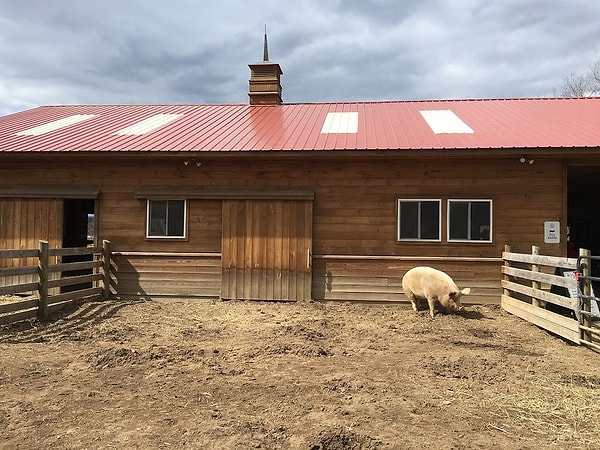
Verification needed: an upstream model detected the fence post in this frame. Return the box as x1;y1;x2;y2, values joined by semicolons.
102;240;111;300
502;244;511;300
531;245;543;308
38;240;49;321
580;248;592;343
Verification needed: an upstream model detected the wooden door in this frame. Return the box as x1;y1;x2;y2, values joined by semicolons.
0;198;63;289
0;198;63;257
221;199;313;301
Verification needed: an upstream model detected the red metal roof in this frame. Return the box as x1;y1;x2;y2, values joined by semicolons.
1;98;600;153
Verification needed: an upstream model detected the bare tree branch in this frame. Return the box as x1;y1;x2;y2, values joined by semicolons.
558;60;600;97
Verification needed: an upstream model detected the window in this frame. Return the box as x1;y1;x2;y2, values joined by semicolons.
448;199;492;242
146;199;186;238
397;199;441;241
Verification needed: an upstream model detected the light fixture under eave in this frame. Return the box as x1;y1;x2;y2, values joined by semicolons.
520;156;534;165
183;159;201;167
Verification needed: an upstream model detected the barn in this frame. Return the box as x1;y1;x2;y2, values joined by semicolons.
1;51;600;305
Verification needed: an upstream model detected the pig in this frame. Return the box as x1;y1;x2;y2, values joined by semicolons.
401;266;471;318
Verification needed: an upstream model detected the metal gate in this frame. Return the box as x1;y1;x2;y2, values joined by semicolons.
576;253;600;351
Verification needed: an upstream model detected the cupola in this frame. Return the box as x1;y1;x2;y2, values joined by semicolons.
248;30;283;105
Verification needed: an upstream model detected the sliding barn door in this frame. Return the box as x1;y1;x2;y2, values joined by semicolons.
0;198;63;289
221;199;313;301
0;198;63;256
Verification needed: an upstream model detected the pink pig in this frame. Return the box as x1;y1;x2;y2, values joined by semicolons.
402;266;470;318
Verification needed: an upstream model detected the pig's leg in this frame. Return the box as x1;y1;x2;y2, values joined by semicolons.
426;296;438;318
404;289;419;312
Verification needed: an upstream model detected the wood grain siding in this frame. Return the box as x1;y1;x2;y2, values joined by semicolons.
112;253;221;299
0;198;62;289
100;195;222;252
0;155;574;303
221;199;312;301
0;199;63;260
312;256;502;304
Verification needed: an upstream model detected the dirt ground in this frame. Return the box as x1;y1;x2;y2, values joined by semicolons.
1;299;599;450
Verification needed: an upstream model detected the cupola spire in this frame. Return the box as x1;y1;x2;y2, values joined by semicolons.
248;28;283;105
263;25;269;62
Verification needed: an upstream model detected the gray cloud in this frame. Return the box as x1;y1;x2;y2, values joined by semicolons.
1;0;600;115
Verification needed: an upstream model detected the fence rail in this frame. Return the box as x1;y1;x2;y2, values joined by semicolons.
502;244;599;349
0;240;111;325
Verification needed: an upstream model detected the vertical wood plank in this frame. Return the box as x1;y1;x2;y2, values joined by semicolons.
256;201;268;299
250;199;261;300
220;200;230;299
14;199;22;255
281;200;290;300
273;200;283;300
531;245;542;308
502;244;511;301
38;240;49;321
303;200;314;301
289;200;298;300
243;200;253;299
580;248;592;343
102;240;111;300
266;201;275;300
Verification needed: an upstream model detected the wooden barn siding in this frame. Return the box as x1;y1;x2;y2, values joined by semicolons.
221;199;312;301
103;196;222;298
312;257;501;304
0;198;62;290
0;155;567;302
111;253;221;299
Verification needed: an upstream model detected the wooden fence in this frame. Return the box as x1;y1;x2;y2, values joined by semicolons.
501;244;600;350
0;240;111;325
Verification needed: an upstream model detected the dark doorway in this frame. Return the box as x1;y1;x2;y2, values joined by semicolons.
567;167;600;276
63;199;95;247
62;199;96;292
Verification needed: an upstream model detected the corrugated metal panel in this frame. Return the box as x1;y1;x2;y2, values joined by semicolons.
2;98;600;153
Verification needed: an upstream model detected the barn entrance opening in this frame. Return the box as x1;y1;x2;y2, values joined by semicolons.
567;166;600;281
61;199;96;293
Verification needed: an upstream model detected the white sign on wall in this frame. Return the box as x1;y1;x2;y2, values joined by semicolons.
544;221;560;244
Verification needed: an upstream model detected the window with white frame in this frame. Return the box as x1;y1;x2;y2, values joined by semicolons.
397;199;441;241
146;199;186;238
447;199;492;242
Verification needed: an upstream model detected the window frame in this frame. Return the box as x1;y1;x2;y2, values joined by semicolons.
145;199;188;239
447;199;493;243
396;198;442;242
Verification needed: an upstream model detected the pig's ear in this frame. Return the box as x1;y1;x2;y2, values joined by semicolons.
461;288;471;295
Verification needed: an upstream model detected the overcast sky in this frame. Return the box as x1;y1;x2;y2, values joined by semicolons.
1;0;599;116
